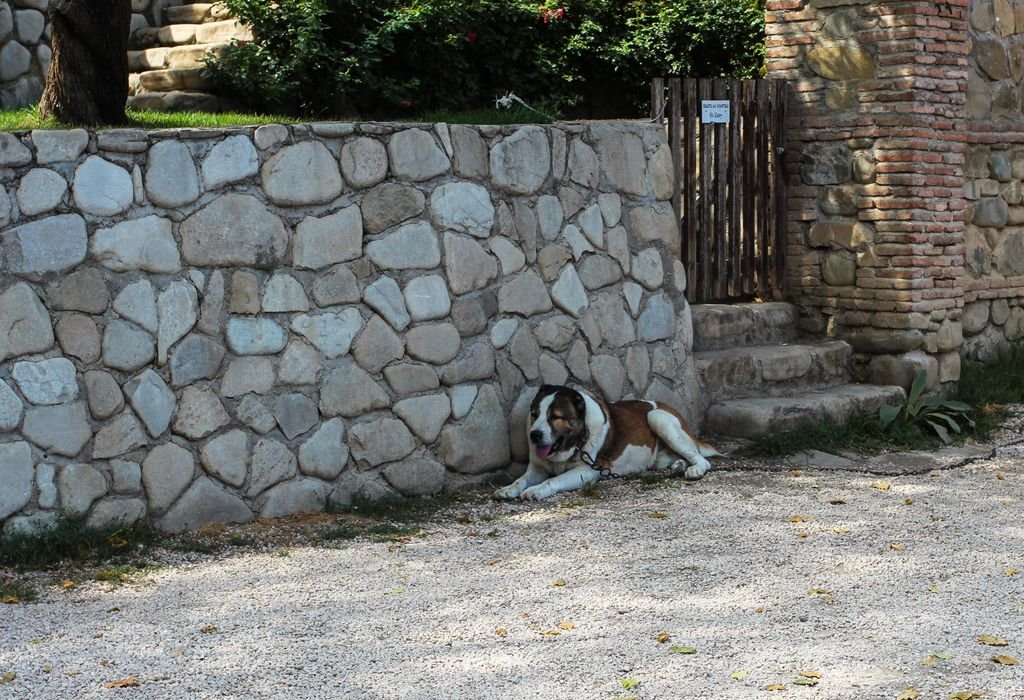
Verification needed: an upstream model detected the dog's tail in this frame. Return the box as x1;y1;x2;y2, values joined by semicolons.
697;440;723;458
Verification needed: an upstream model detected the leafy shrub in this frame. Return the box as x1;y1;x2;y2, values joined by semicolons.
205;0;766;118
879;371;975;445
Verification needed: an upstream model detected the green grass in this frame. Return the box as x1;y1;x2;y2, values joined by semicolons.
328;492;469;523
739;413;942;459
742;344;1024;458
0;518;165;570
1;578;39;603
0;102;556;132
0;105;298;132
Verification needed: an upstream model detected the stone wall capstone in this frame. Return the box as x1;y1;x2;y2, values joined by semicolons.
0;119;698;535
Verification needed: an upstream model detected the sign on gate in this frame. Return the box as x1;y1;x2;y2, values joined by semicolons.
701;100;730;123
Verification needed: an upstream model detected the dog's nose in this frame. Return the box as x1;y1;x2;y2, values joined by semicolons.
529;429;543;444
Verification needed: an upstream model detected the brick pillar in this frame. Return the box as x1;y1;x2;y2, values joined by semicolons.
766;0;969;388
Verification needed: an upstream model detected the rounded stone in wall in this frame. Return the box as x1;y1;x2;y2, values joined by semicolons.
0;40;30;81
262;141;343;206
490;126;551;195
341;136;388;189
145;140;201;208
15;9;45;45
822;249;857;287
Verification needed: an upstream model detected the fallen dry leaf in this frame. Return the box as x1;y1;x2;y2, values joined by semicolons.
41;665;52;673
790;470;802;477
904;498;914;505
977;634;1008;646
669;645;696;655
922;656;937;666
948;692;983;700
793;677;818;686
104;677;139;689
648;512;668;519
551;579;566;587
997;473;1005;481
832;527;850;534
766;684;786;691
897;689;920;700
798;671;821;679
1;672;15;684
808;588;831;595
889;543;906;552
541;630;560;636
1005;568;1019;576
656;631;670;643
495;627;508;637
992;654;1018;666
787;515;812;523
199;625;217;634
797;531;809;538
1;595;18;604
828;499;846;505
872;481;891;491
557;620;575;631
61;581;77;590
107;535;128;549
730;670;748;681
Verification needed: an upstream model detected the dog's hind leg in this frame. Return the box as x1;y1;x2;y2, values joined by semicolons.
647;409;713;480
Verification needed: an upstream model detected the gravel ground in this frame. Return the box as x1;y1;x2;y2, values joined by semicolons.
2;418;1023;700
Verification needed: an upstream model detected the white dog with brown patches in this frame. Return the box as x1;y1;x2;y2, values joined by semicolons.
494;384;721;501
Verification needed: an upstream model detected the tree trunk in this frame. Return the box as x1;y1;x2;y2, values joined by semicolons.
39;0;131;126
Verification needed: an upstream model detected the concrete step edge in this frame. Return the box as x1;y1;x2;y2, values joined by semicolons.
704;384;906;439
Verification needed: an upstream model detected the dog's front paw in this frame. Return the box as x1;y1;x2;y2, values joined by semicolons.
683;458;711;480
493;485;523;500
520;485;552;501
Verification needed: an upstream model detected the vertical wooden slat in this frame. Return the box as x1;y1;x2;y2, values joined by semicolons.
728;78;742;300
741;80;757;298
669;78;683;260
684;79;699;304
650;77;665;122
713;80;728;302
756;81;771;300
699;79;714;303
772;80;788;300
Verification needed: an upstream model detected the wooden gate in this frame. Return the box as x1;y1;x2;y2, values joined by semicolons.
652;77;788;304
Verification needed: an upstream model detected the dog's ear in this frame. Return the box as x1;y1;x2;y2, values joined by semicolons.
570;390;586;419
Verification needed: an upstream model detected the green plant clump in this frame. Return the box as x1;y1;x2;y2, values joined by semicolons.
879;371;974;445
0;518;164;570
204;0;766;118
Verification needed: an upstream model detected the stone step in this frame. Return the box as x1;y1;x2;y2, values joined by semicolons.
132;19;251;49
128;90;225;113
692;302;800;352
165;2;232;24
137;67;213;93
704;383;906;439
696;340;852;401
128;43;229;72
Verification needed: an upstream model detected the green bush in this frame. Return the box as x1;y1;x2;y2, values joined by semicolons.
205;0;765;118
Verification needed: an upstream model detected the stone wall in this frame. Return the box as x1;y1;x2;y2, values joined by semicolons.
962;0;1024;359
765;0;970;389
0;0;51;109
0;120;694;536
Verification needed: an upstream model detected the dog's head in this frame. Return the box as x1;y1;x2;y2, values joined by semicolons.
528;385;588;462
